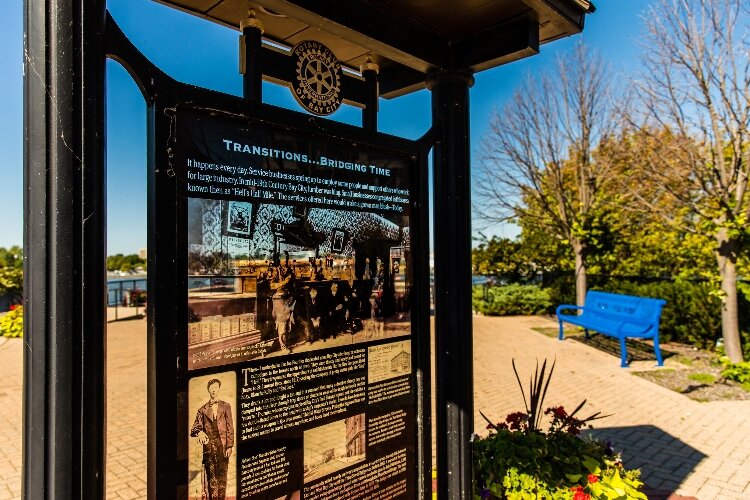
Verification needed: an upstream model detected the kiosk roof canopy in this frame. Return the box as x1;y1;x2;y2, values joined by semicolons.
154;0;595;98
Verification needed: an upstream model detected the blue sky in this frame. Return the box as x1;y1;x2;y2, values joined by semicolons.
0;0;652;254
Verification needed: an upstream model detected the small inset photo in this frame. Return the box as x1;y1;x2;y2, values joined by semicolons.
188;372;237;500
331;228;346;253
367;340;412;384
224;200;254;237
303;414;366;483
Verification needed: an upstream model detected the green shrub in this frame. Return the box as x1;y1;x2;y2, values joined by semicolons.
720;357;750;384
0;267;23;297
544;275;577;312
473;284;552;316
0;305;23;338
738;330;750;360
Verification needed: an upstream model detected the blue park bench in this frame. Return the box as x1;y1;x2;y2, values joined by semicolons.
556;290;667;367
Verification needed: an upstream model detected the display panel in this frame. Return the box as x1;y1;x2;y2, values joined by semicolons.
176;108;419;499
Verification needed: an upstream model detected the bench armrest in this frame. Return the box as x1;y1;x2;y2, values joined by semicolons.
556;304;583;316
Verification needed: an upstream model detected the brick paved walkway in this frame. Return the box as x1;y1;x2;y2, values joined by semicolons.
0;314;748;498
105;317;147;499
473;315;750;500
0;336;22;500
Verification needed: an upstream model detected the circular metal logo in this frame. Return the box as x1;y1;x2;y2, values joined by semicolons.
291;40;342;116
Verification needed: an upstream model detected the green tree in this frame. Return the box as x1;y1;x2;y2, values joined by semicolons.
516;222;572;275
106;253;146;272
591;131;716;278
106;254;124;271
476;42;622;308
631;0;750;361
0;246;23;270
0;247;23;301
472;236;536;282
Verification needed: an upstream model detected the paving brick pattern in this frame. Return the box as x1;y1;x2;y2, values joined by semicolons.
105;318;147;499
0;338;22;500
0;314;748;498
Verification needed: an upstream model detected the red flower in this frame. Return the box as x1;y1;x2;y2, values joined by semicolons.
505;411;528;430
587;474;598;483
570;487;590;500
553;406;567;418
566;424;582;435
9;304;17;311
506;411;526;423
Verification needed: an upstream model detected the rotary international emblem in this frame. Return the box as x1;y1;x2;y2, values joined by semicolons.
291;40;342;116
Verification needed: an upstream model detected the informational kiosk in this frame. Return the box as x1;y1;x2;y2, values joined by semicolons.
107;19;432;496
23;1;593;498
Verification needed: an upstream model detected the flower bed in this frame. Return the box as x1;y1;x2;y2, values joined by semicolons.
473;360;647;500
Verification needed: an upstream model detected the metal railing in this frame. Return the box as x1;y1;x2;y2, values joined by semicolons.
107;276;147;321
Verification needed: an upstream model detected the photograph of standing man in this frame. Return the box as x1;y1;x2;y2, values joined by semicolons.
191;378;234;500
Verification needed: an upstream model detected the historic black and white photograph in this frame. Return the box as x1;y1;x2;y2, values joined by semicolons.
331;229;346;253
303;414;366;483
367;340;412;384
188;372;237;500
187;197;412;370
224;201;253;236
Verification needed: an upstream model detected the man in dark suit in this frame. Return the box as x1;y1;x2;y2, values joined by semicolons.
191;378;234;500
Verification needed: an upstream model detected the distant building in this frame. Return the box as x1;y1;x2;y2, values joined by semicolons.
345;414;365;457
138;248;147;259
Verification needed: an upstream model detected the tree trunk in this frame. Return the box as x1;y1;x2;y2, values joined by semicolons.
572;239;587;310
715;229;744;363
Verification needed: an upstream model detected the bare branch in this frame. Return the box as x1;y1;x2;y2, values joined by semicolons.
631;0;750;362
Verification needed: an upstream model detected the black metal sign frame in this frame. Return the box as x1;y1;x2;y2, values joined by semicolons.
106;12;432;500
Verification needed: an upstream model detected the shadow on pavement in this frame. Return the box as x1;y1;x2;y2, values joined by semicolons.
585;425;705;499
571;334;677;364
107;306;145;323
108;313;146;323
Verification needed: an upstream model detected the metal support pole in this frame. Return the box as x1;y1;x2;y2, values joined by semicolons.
427;69;474;500
147;99;185;500
361;57;379;131
240;10;264;103
23;0;107;498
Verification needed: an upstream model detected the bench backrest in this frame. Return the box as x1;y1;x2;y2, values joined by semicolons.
584;290;666;324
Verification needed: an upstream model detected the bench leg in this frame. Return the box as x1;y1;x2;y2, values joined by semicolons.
653;334;664;366
620;337;629;368
558;319;564;341
584;328;590;340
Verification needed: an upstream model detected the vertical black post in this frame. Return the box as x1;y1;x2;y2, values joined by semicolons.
147;101;185;500
361;59;379;131
240;11;264;103
427;70;474;500
23;0;107;499
413;150;433;500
